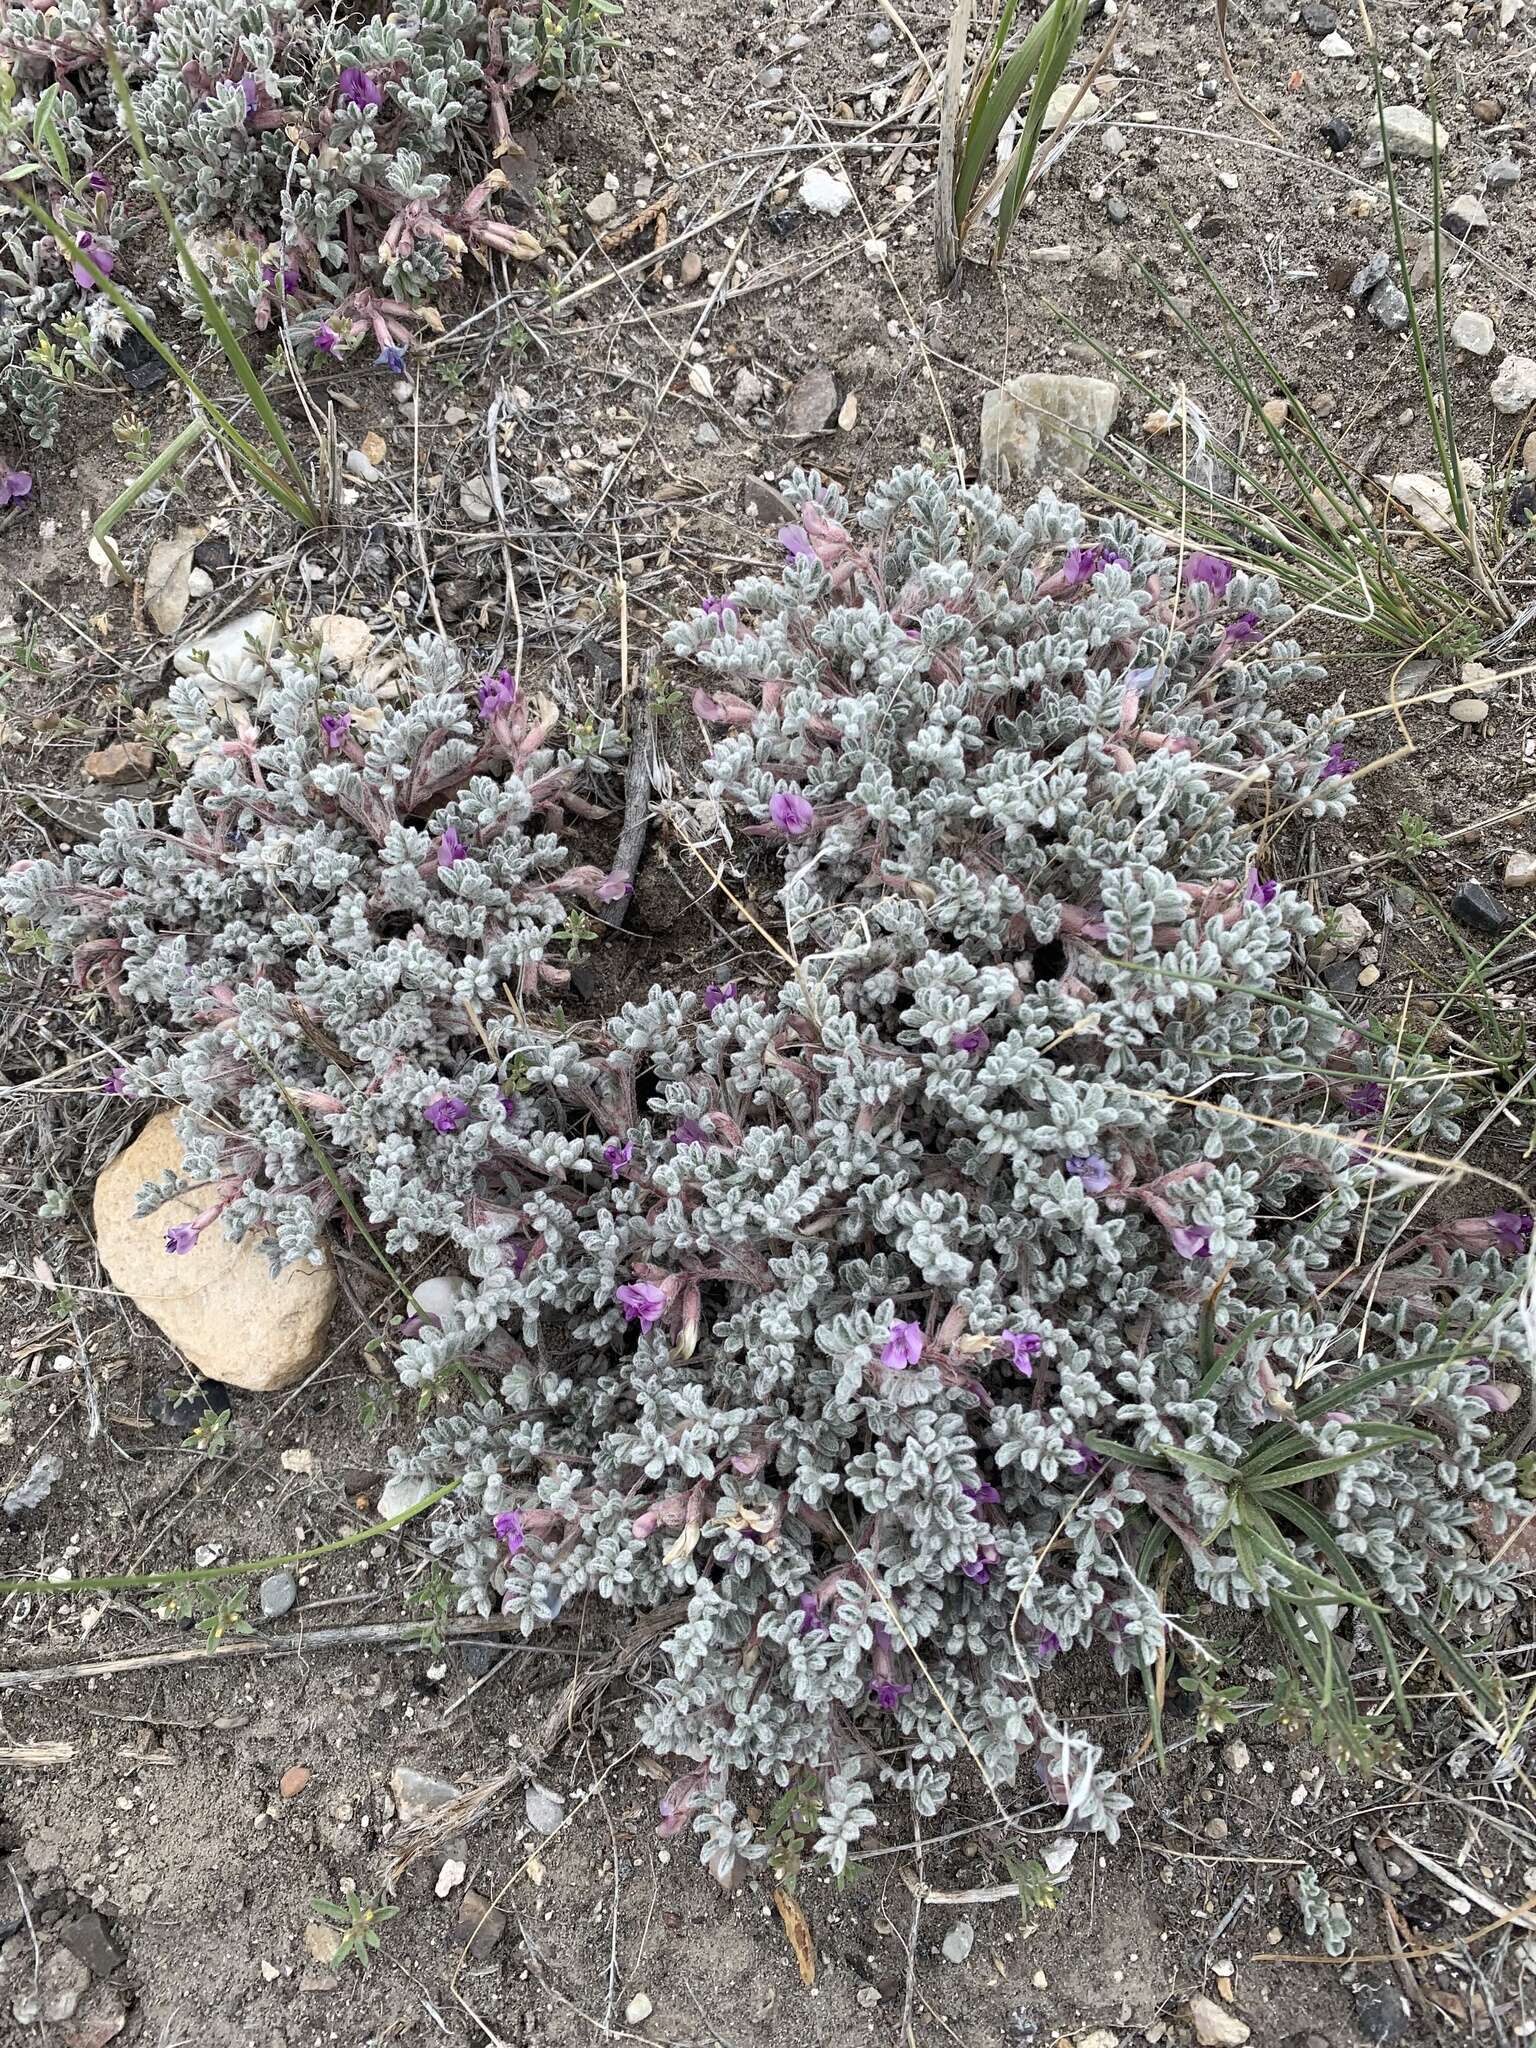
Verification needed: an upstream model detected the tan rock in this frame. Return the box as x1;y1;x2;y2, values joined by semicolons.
1188;1996;1250;2048
82;742;155;786
1310;901;1370;966
316;613;374;676
303;1921;343;1966
93;1114;334;1391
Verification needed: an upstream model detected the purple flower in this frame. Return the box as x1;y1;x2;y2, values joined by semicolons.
868;1678;911;1712
239;75;259;116
1345;1081;1387;1121
593;872;633;903
1321;741;1358;779
163;1224;198;1255
1226;610;1262;644
69;231;115;290
674;1116;712;1148
320;712;352;750
703;981;738;1012
436;825;469;870
262;259;301;297
338;65;382;111
477;669;519;720
1245;870;1278;907
86;171;112;196
616;1280;667;1330
798;1591;825;1636
1184;552;1235;596
1468;1378;1517;1413
1065;1154;1113;1194
313;323;339;355
1062;541;1127;584
701;594;739;620
101;1067;129;1095
999;1328;1042;1376
1036;1629;1062;1664
880;1319;925;1370
951;1025;990;1054
1492;1210;1533;1255
964;1480;1001;1507
961;1557;991;1584
1;468;33;508
768;789;814;836
376;342;407;375
778;524;814;562
494;1509;525;1557
424;1094;470;1134
602;1138;633;1178
1170;1224;1212;1259
1066;1441;1103;1478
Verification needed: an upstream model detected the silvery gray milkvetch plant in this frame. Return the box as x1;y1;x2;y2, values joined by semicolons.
389;469;1528;1876
3;636;625;1271
0;0;612;372
6;467;1527;1879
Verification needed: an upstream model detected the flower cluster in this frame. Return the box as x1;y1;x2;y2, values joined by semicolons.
0;105;134;452
2;631;624;1270
10;466;1526;1885
0;0;615;359
382;470;1527;1878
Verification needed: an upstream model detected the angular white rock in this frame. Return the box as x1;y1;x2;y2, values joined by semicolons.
1450;310;1495;357
1375;470;1456;534
981;372;1118;484
1380;104;1450;158
1490;354;1536;415
799;166;853;215
172;611;279;698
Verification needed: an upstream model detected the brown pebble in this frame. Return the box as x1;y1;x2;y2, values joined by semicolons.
1357;963;1381;988
1523;431;1536;480
679;246;703;286
1505;851;1536;889
1469;96;1504;124
1260;397;1289;429
82;741;155;786
452;1889;507;1961
280;1765;312;1799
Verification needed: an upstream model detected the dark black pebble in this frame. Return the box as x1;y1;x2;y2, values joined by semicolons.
1300;0;1337;32
1450;880;1512;935
1321;114;1353;153
1353;1974;1411;2047
105;328;169;394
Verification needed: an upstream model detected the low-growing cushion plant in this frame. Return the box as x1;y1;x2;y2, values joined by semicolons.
3;633;625;1271
6;467;1528;1883
0;0;613;401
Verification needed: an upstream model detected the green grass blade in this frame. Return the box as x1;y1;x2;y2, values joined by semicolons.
100;41;315;519
92;418;205;580
1267;1492;1411;1731
0;1479;458;1598
954;10;1056;221
993;0;1089;252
